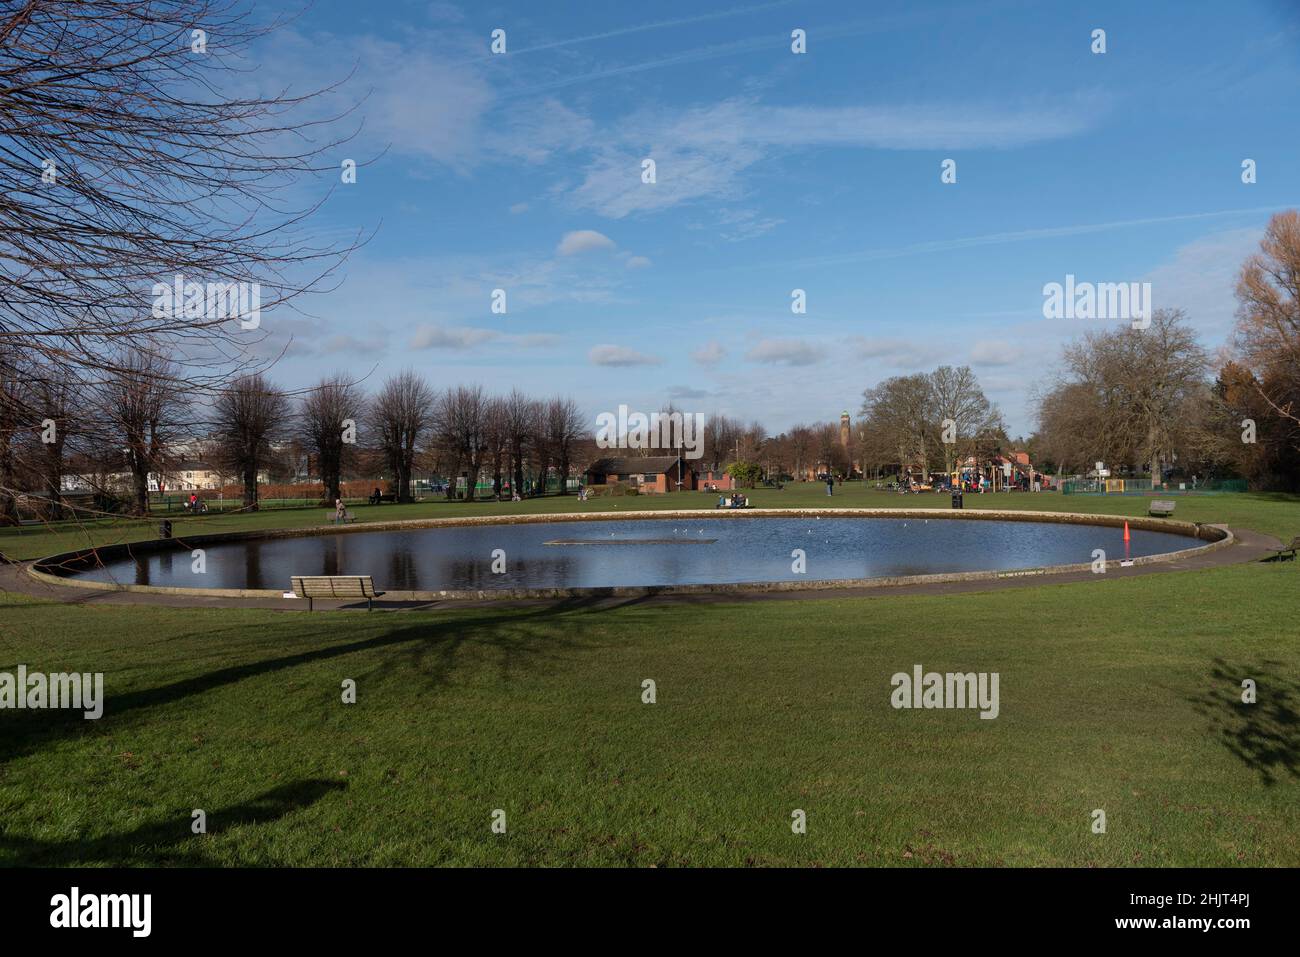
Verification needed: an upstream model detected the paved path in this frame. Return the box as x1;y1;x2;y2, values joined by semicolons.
0;526;1283;613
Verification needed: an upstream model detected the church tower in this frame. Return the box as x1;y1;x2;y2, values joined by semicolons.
839;410;850;446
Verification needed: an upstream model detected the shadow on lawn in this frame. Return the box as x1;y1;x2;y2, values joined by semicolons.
0;778;347;866
0;594;643;766
1187;658;1300;787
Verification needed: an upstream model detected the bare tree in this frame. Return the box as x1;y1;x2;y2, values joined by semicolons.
861;374;932;480
435;386;487;502
99;353;186;515
930;365;1000;477
31;371;74;520
484;396;509;499
503;389;539;500
546;396;584;495
1057;309;1206;485
1235;210;1300;448
214;374;287;510
0;0;363;395
370;371;434;503
299;374;363;505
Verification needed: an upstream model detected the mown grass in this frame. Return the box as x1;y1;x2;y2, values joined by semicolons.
2;483;1297;562
0;556;1297;866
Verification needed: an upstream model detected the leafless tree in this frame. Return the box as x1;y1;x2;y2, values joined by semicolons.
369;371;434;503
1235;210;1300;434
0;0;362;392
214;374;287;510
930;365;1000;477
99;353;186;515
31;372;74;520
503;389;539;500
1057;309;1206;484
298;373;363;505
484;396;509;499
434;385;487;501
546;396;585;495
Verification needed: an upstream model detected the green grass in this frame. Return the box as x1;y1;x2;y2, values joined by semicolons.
0;558;1297;866
1;483;1297;866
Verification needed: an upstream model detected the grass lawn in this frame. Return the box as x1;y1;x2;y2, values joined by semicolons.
0;484;1297;866
3;481;1299;561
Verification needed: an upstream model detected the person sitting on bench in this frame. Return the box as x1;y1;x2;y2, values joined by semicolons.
368;487;382;505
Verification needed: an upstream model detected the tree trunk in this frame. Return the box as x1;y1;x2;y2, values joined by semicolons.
132;464;149;516
44;442;64;521
243;464;259;510
557;453;570;494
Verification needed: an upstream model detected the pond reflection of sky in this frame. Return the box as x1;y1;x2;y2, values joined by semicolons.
73;518;1197;592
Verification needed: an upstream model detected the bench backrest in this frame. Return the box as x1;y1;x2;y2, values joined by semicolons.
1151;500;1175;510
290;575;376;599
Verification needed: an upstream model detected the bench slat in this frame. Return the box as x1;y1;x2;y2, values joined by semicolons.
290;575;378;599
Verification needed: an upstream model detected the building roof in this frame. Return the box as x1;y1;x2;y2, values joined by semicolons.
586;456;684;474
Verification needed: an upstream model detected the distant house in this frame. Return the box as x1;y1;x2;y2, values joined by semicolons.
698;469;736;491
163;462;225;491
584;455;698;493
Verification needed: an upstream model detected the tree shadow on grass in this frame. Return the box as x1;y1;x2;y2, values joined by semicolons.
0;594;647;765
0;778;347;867
1186;658;1300;787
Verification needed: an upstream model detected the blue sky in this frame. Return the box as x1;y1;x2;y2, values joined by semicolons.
244;0;1300;437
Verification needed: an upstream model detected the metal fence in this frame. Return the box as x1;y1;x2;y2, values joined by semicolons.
1061;478;1248;495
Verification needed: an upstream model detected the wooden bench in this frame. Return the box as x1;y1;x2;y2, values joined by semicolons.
290;575;381;611
1148;499;1176;517
328;510;357;524
1272;536;1299;562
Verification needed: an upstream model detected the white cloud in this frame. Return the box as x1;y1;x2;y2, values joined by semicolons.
848;336;945;370
409;324;498;350
970;340;1024;366
745;338;824;366
692;340;726;366
625;255;653;269
557;229;616;256
565;96;1100;219
589;344;662;366
1142;225;1265;345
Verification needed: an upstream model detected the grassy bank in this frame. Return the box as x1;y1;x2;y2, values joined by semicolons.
0;557;1297;866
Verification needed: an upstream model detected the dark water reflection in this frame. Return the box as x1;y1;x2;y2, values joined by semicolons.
80;517;1197;592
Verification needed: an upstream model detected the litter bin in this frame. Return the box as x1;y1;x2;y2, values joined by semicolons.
159;520;172;539
951;492;963;510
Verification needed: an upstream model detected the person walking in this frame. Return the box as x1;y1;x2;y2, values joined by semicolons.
826;474;834;497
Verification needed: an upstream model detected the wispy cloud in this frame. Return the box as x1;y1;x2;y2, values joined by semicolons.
557;229;616;256
746;337;824;366
589;344;663;366
565;96;1101;219
693;340;727;366
770;205;1296;271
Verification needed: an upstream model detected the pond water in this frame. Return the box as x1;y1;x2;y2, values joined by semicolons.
66;516;1196;591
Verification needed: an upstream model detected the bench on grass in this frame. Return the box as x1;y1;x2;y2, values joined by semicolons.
290;575;381;611
1272;536;1299;562
329;509;357;524
1148;499;1176;517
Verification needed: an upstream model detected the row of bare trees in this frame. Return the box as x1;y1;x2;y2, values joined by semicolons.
0;358;596;521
